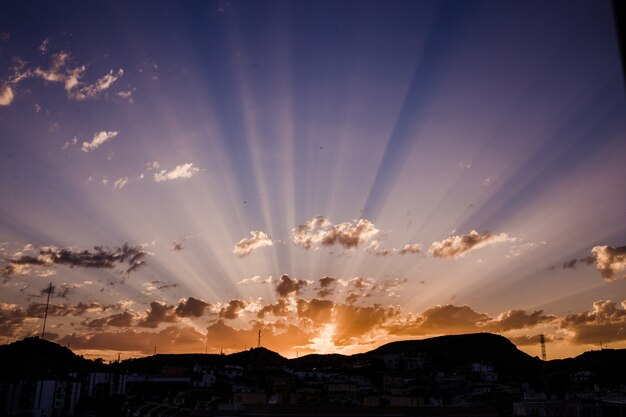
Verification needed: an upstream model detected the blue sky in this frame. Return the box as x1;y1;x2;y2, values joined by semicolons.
1;0;625;359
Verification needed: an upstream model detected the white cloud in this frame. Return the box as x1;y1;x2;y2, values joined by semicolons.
429;230;515;259
292;216;379;250
81;131;118;152
591;245;626;281
113;177;129;189
233;231;274;257
0;85;14;106
153;163;199;182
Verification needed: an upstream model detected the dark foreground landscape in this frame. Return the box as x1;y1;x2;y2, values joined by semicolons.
1;333;625;417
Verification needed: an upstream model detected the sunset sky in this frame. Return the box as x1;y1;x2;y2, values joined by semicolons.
1;0;625;361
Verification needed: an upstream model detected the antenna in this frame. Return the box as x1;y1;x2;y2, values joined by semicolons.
41;282;53;339
539;334;547;361
257;329;261;348
117;353;121;363
154;345;157;355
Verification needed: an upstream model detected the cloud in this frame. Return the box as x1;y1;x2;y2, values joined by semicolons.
562;245;626;281
38;38;50;54
429;230;514;259
297;298;334;322
1;243;147;278
175;297;210;318
334;303;401;346
317;276;337;298
292;216;379;250
71;69;123;101
0;85;14;105
0;303;27;337
485;309;556;332
257;298;293;318
399;244;421;255
153;163;200;182
83;311;135;329
389;304;490;337
591;245;626;281
57;325;206;354
113;177;128;189
232;231;273;257
81;131;118;152
206;320;313;354
560;299;626;345
276;274;309;297
219;299;247;319
137;301;178;328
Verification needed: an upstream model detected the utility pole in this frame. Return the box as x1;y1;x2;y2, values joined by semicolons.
41;282;53;339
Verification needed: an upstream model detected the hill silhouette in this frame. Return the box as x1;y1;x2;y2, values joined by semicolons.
0;337;96;381
1;333;625;383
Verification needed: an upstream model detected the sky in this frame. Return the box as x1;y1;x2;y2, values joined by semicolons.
1;0;625;361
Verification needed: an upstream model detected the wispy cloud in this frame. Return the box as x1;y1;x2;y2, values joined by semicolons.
81;131;118;152
153;163;199;182
233;231;273;257
38;38;50;54
113;177;129;189
429;230;514;259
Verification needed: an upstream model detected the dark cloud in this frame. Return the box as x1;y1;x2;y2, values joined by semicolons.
0;304;27;337
219;299;246;319
292;216;379;250
175;297;210;318
429;230;513;259
560;300;626;345
257;298;291;318
1;243;148;278
276;274;308;297
26;301;102;318
39;283;75;300
388;304;491;336
485;309;556;332
83;311;135;329
57;325;206;354
137;302;178;328
297;298;334;322
508;334;556;347
317;276;337;298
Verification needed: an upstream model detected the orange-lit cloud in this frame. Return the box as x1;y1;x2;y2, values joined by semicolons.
560;299;626;344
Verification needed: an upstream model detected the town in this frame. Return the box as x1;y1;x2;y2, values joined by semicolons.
1;333;625;416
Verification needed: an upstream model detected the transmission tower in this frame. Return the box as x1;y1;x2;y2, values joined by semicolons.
539;334;547;361
257;329;261;348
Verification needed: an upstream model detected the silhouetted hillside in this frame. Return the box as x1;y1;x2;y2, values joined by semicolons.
0;337;95;381
2;333;625;384
358;333;542;375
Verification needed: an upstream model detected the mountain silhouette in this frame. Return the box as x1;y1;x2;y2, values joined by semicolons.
0;337;96;380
